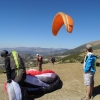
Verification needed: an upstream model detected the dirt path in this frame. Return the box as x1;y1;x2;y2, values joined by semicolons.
0;63;100;100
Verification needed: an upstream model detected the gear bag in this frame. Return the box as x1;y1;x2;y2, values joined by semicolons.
10;50;26;83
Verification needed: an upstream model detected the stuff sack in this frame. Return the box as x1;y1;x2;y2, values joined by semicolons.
4;80;22;100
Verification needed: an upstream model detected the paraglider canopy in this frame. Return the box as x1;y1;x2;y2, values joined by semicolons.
52;12;74;36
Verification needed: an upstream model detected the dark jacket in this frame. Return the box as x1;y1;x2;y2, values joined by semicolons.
5;56;17;81
4;55;26;84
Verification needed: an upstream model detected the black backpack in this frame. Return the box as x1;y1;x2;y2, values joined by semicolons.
10;50;26;84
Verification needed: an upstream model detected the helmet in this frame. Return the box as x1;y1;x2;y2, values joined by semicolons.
1;50;8;57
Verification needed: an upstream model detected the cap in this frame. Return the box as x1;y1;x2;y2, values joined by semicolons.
36;54;39;57
85;44;92;49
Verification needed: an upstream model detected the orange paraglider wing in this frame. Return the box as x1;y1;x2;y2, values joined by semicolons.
52;12;74;36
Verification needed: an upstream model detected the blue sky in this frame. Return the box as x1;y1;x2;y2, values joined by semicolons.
0;0;100;49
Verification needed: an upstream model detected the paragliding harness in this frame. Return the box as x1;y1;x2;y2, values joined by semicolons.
10;50;26;84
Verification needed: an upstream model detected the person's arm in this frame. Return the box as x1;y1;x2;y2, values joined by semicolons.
41;57;43;63
36;58;38;66
5;57;12;83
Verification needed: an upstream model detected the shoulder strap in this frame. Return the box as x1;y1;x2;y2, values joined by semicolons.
12;51;19;69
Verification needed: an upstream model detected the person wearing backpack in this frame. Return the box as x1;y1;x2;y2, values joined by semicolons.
1;50;26;85
81;45;97;100
36;54;43;71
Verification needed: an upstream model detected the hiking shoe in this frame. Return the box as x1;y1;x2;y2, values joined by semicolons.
81;96;90;100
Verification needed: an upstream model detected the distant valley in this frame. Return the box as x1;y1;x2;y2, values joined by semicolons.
0;40;100;69
0;47;68;55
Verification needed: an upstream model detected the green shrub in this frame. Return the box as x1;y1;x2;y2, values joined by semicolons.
61;52;84;63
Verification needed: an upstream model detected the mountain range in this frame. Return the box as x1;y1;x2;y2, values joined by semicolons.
0;47;68;55
0;40;100;68
0;40;100;56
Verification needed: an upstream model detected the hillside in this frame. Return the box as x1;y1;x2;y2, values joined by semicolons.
54;40;100;64
61;40;100;55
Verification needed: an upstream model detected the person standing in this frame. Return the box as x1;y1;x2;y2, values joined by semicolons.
50;57;55;65
36;54;43;71
81;44;97;100
0;50;26;85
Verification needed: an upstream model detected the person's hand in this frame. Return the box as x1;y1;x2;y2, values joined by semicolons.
7;79;12;83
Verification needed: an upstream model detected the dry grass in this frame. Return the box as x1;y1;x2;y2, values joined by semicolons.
0;63;100;100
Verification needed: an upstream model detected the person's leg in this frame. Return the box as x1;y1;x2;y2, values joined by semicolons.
89;80;94;99
53;62;54;65
86;73;94;99
81;86;91;100
86;85;91;99
39;64;42;71
82;73;91;100
90;74;94;98
40;64;42;71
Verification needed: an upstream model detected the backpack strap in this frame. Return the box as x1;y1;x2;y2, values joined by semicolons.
12;51;20;76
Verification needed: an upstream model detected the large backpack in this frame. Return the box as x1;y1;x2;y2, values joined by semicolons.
10;50;26;84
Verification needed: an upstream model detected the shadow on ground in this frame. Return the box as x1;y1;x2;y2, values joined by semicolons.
93;85;100;97
27;94;44;100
